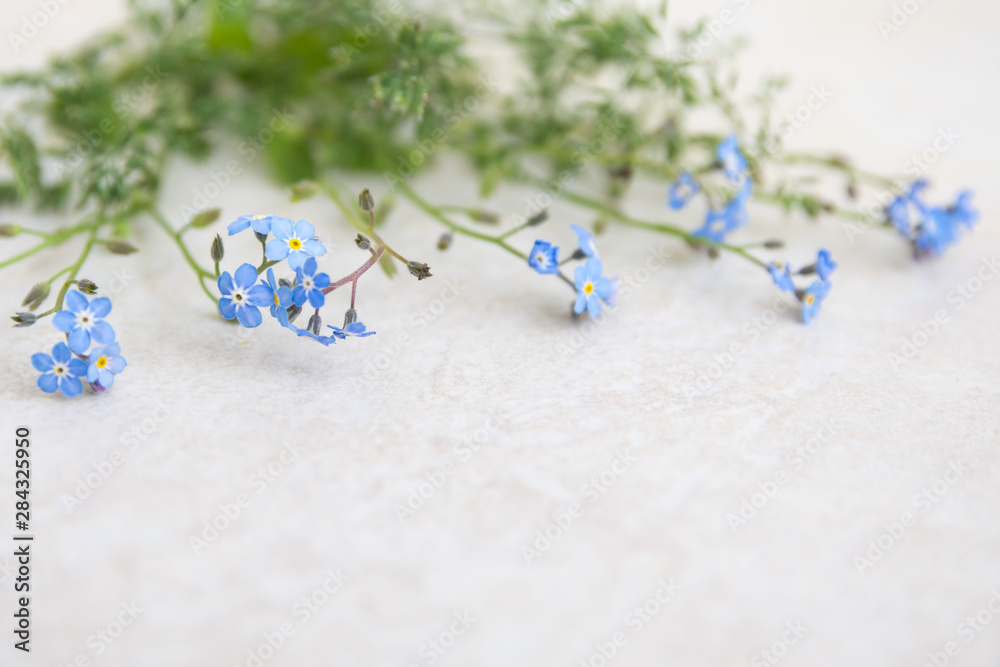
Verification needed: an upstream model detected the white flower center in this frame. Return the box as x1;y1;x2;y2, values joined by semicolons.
76;309;94;329
53;363;66;376
303;277;314;290
232;288;246;305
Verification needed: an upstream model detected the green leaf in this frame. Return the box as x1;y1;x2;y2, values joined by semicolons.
189;208;221;228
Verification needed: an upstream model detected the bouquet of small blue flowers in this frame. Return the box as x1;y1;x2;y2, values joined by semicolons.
0;0;980;398
29;289;126;397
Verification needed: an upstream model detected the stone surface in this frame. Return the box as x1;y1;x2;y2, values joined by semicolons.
0;1;998;665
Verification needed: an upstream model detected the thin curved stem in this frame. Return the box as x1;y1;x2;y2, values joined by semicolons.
50;223;102;314
149;209;217;303
322;246;384;295
0;219;94;270
397;181;576;289
517;174;768;269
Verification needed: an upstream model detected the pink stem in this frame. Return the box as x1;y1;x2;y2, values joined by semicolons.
321;245;384;295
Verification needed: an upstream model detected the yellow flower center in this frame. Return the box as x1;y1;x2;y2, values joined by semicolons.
96;356;108;369
54;366;64;376
806;295;815;305
274;294;280;306
288;238;303;250
252;214;266;220
584;281;594;295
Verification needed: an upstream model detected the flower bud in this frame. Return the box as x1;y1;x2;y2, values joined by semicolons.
106;239;138;255
343;308;358;327
21;282;50;310
286;304;302;323
211;234;225;263
279;277;294;289
307;312;322;335
407;261;432;280
189;208;221;228
10;312;36;327
763;239;785;249
290;180;319;202
355;234;372;250
706;246;720;260
0;223;20;238
358;188;375;212
437;232;452;251
527;210;548;226
469;209;499;224
253;231;268;244
570;248;587;260
77;278;98;294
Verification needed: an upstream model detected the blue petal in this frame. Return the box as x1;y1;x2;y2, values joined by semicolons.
308;289;325;309
90;297;112;318
250;215;276;235
246;284;273;307
276;286;293;307
31;353;54;372
68;358;88;377
218;297;237;320
301;257;317;277
60;375;83;397
594;276;615;300
52;310;76;333
236;305;263;328
68;328;91;355
227;216;252;235
313;272;330;289
286;250;307;271
105;355;127;374
265;239;289;262
574;292;588;314
52;342;72;363
293;220;315;239
234;263;258;290
570;224;598;258
584;257;603;281
218;272;234;295
302;239;326;257
270;217;293;241
65;290;88;313
586;294;601;318
92;321;115;345
97;369;114;388
265;268;278;290
574;264;587;290
37;373;58;393
291;286;307;307
86;363;98;383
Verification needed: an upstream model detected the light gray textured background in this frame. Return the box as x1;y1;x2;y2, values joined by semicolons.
0;0;998;665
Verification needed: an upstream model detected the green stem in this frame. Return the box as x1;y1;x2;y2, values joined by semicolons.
149;209;217;303
46;266;72;285
397;181;576;289
517;174;768;269
51;223;102;313
0;219;94;270
321;180;411;265
256;259;279;276
778;153;896;188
